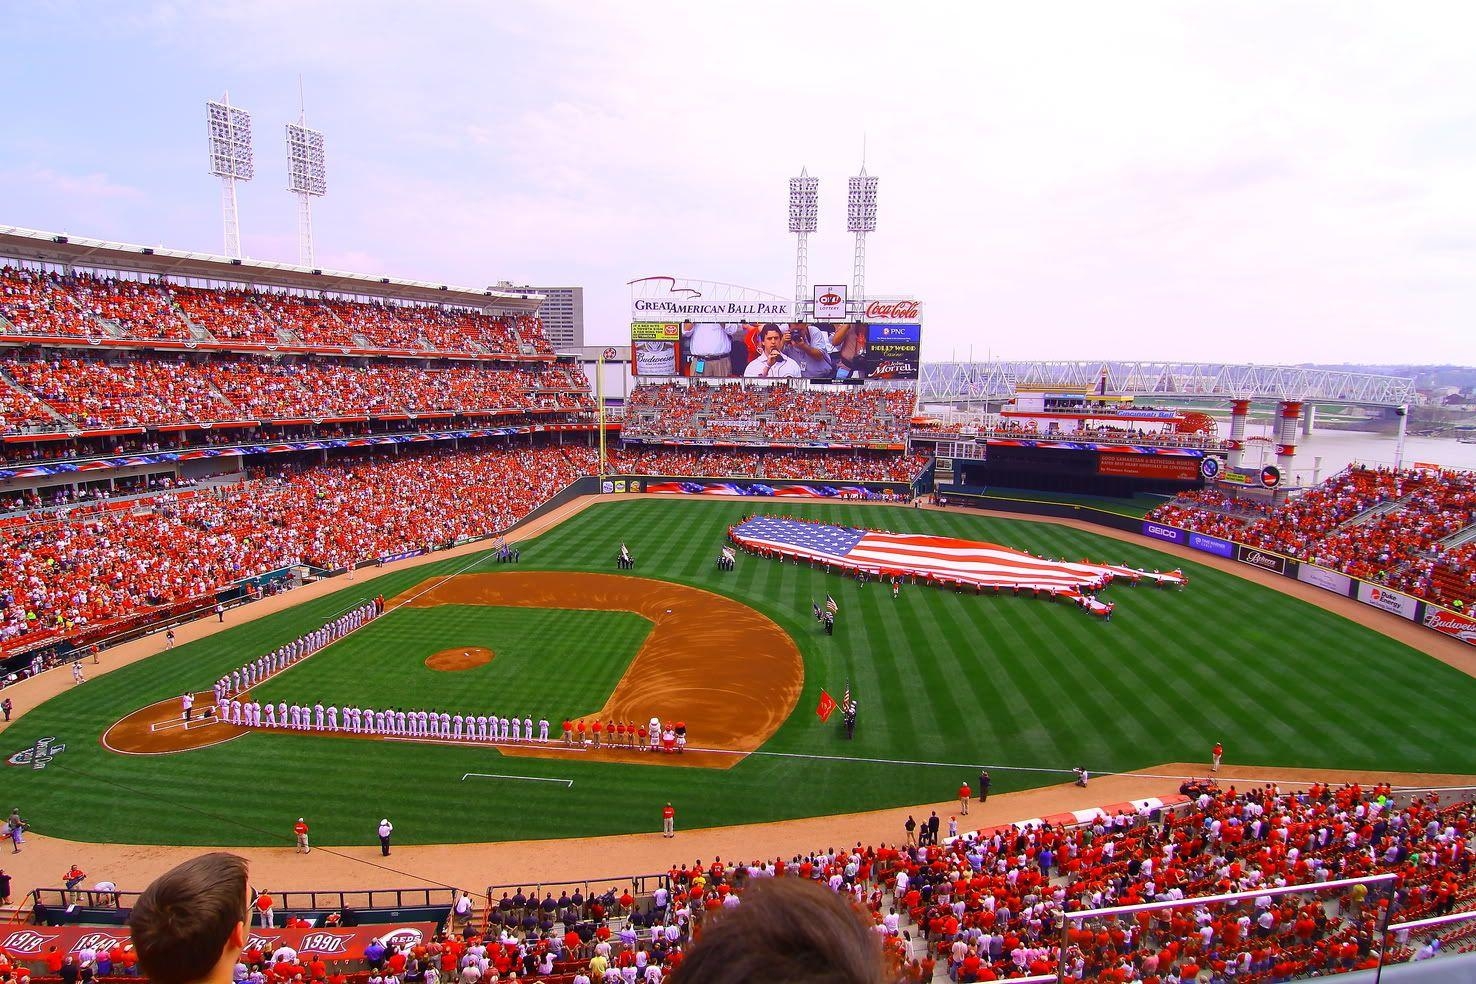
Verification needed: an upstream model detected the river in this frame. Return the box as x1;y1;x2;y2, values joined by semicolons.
1236;423;1476;486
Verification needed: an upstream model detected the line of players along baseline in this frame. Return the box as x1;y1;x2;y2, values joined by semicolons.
101;570;805;768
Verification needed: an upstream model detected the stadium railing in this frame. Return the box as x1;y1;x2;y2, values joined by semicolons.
1385;909;1476;968
484;874;669;908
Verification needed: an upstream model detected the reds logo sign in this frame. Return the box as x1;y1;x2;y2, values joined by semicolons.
864;299;920;321
2;930;62;954
382;927;425;948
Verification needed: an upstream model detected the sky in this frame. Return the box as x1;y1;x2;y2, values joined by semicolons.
3;1;1475;365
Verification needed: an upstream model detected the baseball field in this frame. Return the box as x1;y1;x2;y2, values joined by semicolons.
7;496;1475;849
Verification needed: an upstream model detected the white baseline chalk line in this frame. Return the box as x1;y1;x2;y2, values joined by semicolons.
461;772;573;787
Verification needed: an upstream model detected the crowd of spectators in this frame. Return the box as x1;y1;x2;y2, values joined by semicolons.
0;266;552;357
608;446;929;484
621;381;914;447
1143;489;1275;541
988;418;1226;450
1421;540;1476;611
0;444;595;650
504;781;1469;983
1147;467;1476;608
0;353;593;434
0;267;91;338
1307;471;1476;584
215;782;1476;983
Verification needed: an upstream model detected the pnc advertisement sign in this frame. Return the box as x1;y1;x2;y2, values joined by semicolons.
865;322;921;380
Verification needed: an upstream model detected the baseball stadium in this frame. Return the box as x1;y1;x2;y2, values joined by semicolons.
2;51;1476;984
0;229;1472;983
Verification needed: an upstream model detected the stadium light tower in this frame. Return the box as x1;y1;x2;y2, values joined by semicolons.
789;169;819;310
847;166;878;303
206;94;254;259
285;83;327;268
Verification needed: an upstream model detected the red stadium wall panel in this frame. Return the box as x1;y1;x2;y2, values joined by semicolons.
0;923;437;963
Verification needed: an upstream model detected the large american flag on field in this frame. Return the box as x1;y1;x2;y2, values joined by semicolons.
732;517;1184;597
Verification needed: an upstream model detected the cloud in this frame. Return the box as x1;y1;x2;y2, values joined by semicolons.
5;2;1476;364
9;166;144;202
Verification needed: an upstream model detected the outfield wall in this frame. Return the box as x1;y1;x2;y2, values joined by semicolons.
937;484;1476;653
600;474;921;499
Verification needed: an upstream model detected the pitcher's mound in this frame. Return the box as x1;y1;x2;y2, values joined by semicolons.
426;647;493;671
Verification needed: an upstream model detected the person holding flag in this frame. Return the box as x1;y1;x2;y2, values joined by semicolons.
812;599;823;622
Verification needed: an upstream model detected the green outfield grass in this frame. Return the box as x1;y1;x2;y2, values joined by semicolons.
250;607;651;719
949;487;1165;518
7;497;1476;850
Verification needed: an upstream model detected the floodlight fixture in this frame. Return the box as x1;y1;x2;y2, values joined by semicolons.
846;169;878;233
285;123;327;197
790;168;819;308
207;98;255;181
207;94;254;259
285;79;327;267
848;167;878;302
788;170;818;233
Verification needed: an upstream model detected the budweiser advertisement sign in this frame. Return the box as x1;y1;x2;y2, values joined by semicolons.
863;298;921;322
1423;607;1476;646
0;922;435;961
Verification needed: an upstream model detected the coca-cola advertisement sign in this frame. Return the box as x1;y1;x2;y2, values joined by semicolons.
864;299;921;322
1423;607;1476;646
